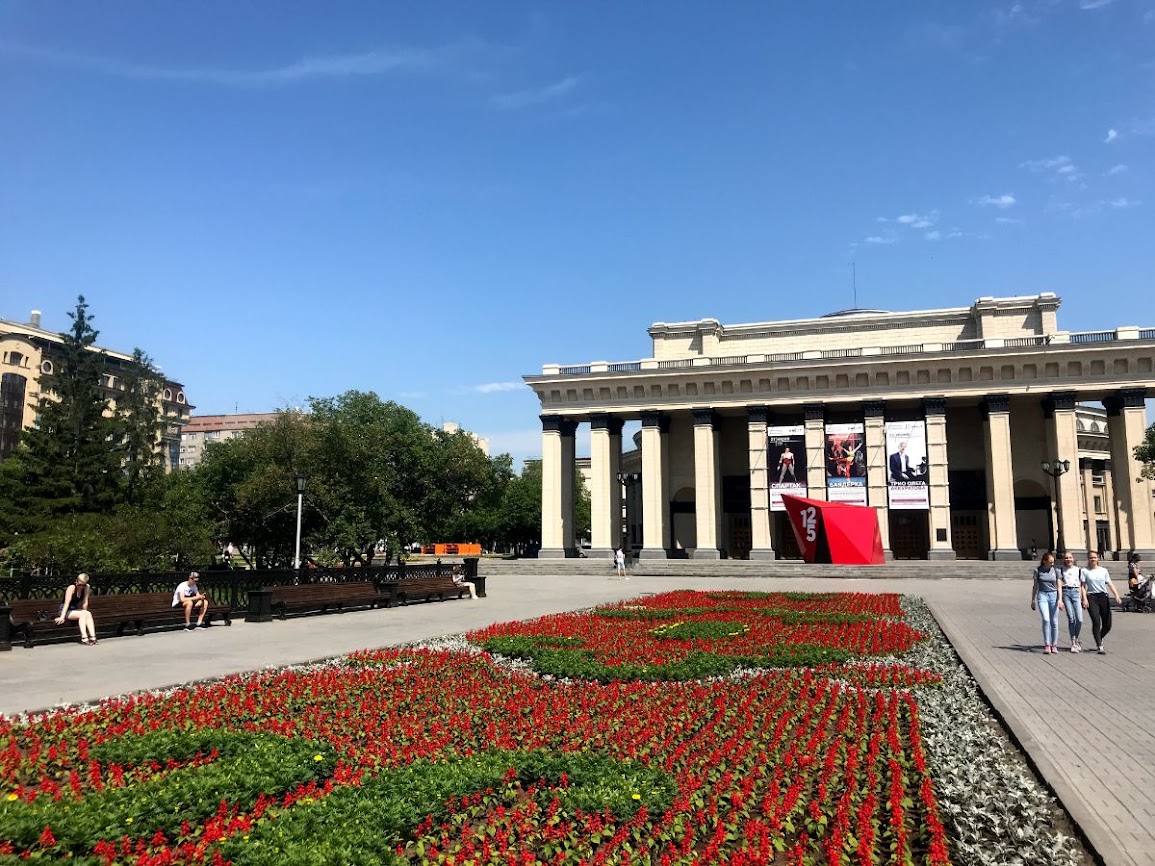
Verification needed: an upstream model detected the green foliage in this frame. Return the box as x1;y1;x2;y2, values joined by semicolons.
112;349;165;506
1136;424;1155;479
0;731;336;857
649;620;751;640
479;637;852;682
216;750;675;866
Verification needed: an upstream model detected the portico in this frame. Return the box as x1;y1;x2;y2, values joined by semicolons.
529;294;1155;561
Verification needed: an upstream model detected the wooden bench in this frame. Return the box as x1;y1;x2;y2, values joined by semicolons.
379;576;472;608
264;581;384;620
8;592;231;648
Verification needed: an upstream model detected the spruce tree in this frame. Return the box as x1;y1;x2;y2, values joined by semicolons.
114;348;165;505
17;296;121;519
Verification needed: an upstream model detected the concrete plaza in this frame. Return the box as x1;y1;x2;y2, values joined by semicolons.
2;572;1152;866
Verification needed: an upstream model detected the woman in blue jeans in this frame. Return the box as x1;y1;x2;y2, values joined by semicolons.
1030;552;1063;654
1058;550;1087;652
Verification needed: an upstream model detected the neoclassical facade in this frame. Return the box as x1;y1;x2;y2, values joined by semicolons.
1;310;192;470
526;294;1155;561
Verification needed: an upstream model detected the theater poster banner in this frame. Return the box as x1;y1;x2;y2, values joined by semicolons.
886;420;930;510
825;423;867;505
766;425;806;511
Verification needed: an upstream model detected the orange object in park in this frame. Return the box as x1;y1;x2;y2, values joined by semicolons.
420;543;482;556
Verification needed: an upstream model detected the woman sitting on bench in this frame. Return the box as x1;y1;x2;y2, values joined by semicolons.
451;564;477;600
55;572;98;645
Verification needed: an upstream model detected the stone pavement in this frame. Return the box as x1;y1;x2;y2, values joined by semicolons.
2;572;1153;865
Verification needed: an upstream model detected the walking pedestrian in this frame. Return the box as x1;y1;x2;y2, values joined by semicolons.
1030;552;1063;654
1081;551;1122;654
1058;550;1087;652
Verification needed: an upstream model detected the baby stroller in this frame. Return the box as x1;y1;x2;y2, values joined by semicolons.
1123;573;1153;613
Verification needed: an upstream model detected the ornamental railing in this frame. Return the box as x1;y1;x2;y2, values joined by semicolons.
0;562;456;611
541;326;1150;377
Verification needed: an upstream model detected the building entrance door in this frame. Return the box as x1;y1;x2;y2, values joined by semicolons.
950;512;983;559
774;513;802;560
889;512;929;559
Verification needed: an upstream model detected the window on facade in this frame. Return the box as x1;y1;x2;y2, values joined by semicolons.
1092;473;1105;486
0;373;28;459
5;352;24;367
40;360;53;374
1094;495;1104;514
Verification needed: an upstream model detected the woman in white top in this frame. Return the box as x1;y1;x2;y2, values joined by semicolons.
1081;551;1123;654
1058;551;1087;652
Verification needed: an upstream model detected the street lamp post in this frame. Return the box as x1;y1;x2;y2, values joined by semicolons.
1040;459;1071;554
293;470;308;573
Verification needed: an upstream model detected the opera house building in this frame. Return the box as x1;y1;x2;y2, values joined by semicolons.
526;294;1155;562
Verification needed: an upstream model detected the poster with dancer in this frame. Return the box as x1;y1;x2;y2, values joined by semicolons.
886;420;929;509
767;425;806;511
825;422;867;505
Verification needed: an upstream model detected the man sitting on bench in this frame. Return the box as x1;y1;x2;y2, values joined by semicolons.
172;572;209;630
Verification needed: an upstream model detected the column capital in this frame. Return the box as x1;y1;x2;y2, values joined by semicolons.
982;393;1011;417
746;405;770;425
863;400;886;419
692;408;717;428
922;396;947;417
1048;391;1078;412
1105;387;1148;414
541;415;578;436
640;410;670;433
803;403;826;422
589;413;625;435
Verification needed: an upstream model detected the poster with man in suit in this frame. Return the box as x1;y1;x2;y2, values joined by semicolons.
886;420;929;509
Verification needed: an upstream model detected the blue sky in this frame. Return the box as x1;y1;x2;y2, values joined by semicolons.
2;1;1153;469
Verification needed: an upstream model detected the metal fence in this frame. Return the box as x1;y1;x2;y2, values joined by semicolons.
0;561;460;612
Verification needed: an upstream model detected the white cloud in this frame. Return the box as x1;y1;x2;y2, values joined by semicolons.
1107;163;1128;175
474;381;526;394
864;235;897;245
924;230;942;241
1104;128;1118;143
0;39;472;86
995;216;1022;224
1080;0;1115;8
895;211;938;228
493;75;580;110
977;193;1017;208
1108;197;1141;209
1020;154;1081;182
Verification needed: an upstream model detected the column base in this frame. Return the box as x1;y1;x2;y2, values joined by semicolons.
691;548;721;560
927;548;957;561
587;548;616;559
989;549;1023;561
749;548;777;561
882;548;894;562
538;548;578;559
638;547;668;560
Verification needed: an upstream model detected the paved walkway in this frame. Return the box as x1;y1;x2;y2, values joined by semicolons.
2;573;1153;865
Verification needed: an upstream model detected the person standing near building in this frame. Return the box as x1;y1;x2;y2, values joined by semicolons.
614;548;627;578
1058;550;1086;652
1030;552;1063;654
1082;550;1122;654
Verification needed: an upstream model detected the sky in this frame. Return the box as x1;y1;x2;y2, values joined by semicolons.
2;1;1154;470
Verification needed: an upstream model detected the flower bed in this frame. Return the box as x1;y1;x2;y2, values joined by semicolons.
0;590;1082;865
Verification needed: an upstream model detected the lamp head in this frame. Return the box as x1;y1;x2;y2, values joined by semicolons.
294;470;308;494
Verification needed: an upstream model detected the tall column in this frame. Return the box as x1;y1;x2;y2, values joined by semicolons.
692;409;722;559
803;403;827;501
924;397;955;560
589;414;624;559
1080;458;1095;553
982;394;1020;560
639;410;670;559
863;401;891;559
1104;460;1119;555
1104;388;1155;558
747;406;775;560
1043;392;1082;554
539;415;577;558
